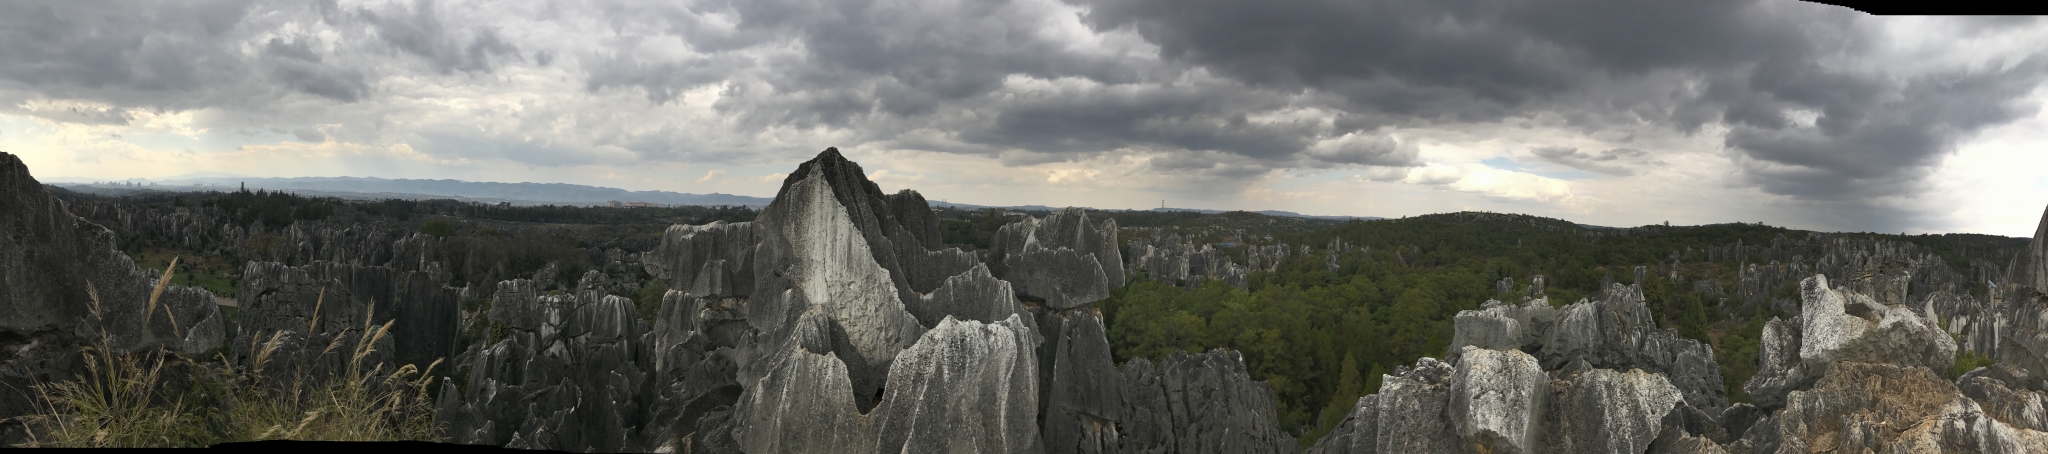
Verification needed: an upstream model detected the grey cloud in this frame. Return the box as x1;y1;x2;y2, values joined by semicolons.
263;36;370;102
0;0;259;107
1303;134;1420;167
1529;146;1658;176
1067;0;2048;223
344;0;522;74
1722;57;2048;198
292;127;325;142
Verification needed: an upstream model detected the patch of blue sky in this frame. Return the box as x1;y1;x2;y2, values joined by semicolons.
1480;156;1598;181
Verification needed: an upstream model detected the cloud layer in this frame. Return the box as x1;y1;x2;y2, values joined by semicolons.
2;0;2045;235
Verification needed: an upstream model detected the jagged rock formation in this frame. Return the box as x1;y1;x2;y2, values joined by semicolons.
1116;349;1297;454
645;221;757;298
1244;244;1290;273
0;151;225;443
436;271;652;451
628;149;1293;454
988;207;1124;308
1126;230;1250;290
1312;262;2048;453
1448;286;1728;415
231;260;461;373
1742;275;1958;409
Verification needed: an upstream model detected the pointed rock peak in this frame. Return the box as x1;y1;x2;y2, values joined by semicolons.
2034;202;2048;243
1;151;42;193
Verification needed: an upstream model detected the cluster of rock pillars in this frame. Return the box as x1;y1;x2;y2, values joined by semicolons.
6;148;2048;453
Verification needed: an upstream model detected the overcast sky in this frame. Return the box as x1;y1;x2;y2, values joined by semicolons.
4;1;2046;236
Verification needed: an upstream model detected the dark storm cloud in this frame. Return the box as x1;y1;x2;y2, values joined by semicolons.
588;0;1287;161
1064;0;2048;215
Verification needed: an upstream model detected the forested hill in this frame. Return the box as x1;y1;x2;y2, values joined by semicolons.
1102;210;2029;445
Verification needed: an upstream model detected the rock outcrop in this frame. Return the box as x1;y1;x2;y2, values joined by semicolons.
0;151;225;442
1117;349;1298;454
436;272;653;452
1448;285;1727;415
231;260;461;374
988;207;1124;308
1125;230;1250;290
1743;275;1958;408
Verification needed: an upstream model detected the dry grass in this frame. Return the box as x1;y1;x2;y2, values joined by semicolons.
12;258;442;447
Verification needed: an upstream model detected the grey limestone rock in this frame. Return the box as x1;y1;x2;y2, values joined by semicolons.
739;157;931;411
1117;349;1298;454
1959;373;2048;433
1548;368;1684;454
1041;309;1122;453
437;275;654;452
1448;287;1727;415
1448;347;1547;454
732;315;1041;453
1124;230;1249;291
1303;357;1455;454
1743;274;1958;409
1763;361;2048;453
989;208;1124;308
645;221;758;298
0;152;228;441
905;263;1026;328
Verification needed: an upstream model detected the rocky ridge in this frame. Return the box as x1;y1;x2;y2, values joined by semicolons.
0;152;226;443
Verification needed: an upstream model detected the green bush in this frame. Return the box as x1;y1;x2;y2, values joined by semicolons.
418;220;456;237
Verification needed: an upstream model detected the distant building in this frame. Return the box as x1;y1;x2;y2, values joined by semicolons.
625;201;657;208
607;200;623;208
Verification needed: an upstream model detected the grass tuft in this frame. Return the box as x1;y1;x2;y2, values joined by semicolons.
12;274;442;447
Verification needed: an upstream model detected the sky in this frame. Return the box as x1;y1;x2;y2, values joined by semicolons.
3;1;2047;236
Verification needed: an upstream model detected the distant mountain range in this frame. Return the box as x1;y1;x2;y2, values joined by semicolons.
49;176;775;207
46;175;1383;222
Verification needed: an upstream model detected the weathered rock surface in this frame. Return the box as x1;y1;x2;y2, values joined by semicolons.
1304;358;1456;454
733;315;1040;453
645;221;758;298
1118;349;1298;454
1744;275;1958;408
737;155;932;412
436;272;653;452
1125;230;1250;290
989;208;1123;308
0;151;225;442
1748;362;2048;453
1448;347;1546;454
232;260;461;371
1549;368;1685;454
1040;309;1122;454
1449;284;1727;415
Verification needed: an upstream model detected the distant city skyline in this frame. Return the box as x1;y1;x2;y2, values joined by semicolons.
4;2;2046;236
